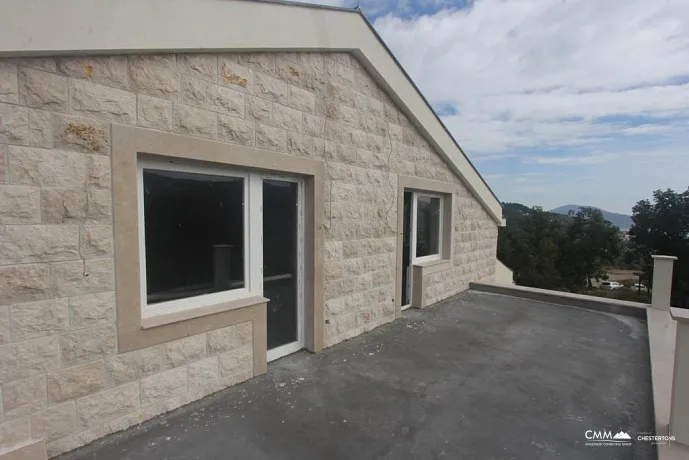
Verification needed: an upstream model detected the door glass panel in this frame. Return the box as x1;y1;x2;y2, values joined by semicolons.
263;179;299;350
416;195;441;258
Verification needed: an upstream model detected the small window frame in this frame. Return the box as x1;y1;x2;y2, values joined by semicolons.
137;159;263;322
411;192;444;264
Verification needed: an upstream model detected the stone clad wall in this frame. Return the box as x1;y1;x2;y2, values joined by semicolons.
0;52;496;457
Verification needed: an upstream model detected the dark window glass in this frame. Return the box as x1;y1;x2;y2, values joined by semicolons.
143;169;244;305
416;195;441;258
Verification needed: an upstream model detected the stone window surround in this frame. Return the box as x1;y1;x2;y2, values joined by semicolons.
394;175;454;314
112;125;325;371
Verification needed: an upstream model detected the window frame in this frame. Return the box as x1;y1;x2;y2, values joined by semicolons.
411;192;444;264
137;158;263;323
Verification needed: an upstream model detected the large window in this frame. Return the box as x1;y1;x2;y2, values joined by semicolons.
411;193;444;262
138;160;261;315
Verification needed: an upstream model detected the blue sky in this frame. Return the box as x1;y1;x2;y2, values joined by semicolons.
306;0;689;214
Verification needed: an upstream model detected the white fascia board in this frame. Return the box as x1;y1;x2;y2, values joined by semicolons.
0;0;504;224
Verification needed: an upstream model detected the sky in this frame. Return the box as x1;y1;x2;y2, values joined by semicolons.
303;0;689;214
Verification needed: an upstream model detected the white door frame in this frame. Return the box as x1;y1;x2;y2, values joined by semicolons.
263;175;305;362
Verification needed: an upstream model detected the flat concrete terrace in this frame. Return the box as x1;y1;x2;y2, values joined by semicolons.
60;291;655;460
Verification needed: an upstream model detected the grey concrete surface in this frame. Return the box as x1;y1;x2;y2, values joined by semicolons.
60;291;655;460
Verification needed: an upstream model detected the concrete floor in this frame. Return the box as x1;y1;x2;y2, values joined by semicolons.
60;291;655;460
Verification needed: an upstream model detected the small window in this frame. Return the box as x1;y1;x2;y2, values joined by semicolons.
411;193;444;262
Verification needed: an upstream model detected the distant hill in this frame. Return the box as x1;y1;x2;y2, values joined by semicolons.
550;205;633;230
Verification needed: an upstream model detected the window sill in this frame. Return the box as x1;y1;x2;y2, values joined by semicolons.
142;294;269;329
413;258;453;274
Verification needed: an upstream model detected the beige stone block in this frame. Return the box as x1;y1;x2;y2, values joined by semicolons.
86;154;111;189
303;113;324;137
207;322;251;355
47;361;104;404
237;53;275;75
286;132;324;158
181;75;209;107
0;62;18;103
27;108;52;148
325;142;357;164
218;59;253;93
31;401;77;442
0;417;30;448
10;298;70;341
0;102;28;145
58;56;128;89
173;104;216;139
287;85;315;113
51;259;114;298
275;57;303;86
0;225;79;265
76;382;140;428
8;146;85;188
131;54;177;70
256;124;286;152
40;188;87;224
179;54;217;82
188;356;219;388
80;225;113;259
218;115;254;146
324;120;353;145
18;67;68;111
86;189;112;224
161;335;205;369
70;79;136;124
0;306;8;345
254;73;287;104
0;336;59;383
246;95;272;123
140;367;187;406
0;264;50;307
60;325;116;367
128;59;180;101
0;146;4;183
69;291;115;329
105;345;160;386
273;104;302;132
53;113;109;154
13;58;57;73
137;94;172;131
207;84;245;117
298;53;325;73
218;345;252;378
3;374;46;419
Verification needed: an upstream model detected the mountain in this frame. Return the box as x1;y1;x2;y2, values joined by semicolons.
550;205;633;230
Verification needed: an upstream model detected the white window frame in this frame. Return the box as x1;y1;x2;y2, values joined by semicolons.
137;159;263;321
410;192;444;264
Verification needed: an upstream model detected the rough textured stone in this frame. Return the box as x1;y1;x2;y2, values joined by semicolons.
218;345;252;378
0;146;4;183
254;73;287;104
188;357;219;389
207;84;244;117
140;367;187;406
0;264;50;306
105;345;160;386
80;225;113;258
28;108;52;148
246;96;272;123
8;146;85;188
13;58;57;73
58;56;127;89
3;374;46;419
131;55;177;70
0;225;79;265
51;259;113;298
69;291;116;329
18;67;68;111
30;401;77;442
218;115;254;146
128;59;180;101
273;103;302;132
71;79;136;124
181;76;209;107
85;189;112;224
86;154;111;188
47;361;104;404
218;59;253;93
162;335;206;370
0;417;30;447
40;188;87;224
10;298;70;341
207;322;252;355
59;325;116;366
256;124;286;152
238;54;275;76
0;62;18;103
53;114;109;154
288;85;316;113
0;335;59;383
303;113;324;137
0;306;8;345
0;102;28;145
173;104;216;139
179;54;217;82
286;132;324;158
137;95;172;131
76;382;140;428
275;57;303;86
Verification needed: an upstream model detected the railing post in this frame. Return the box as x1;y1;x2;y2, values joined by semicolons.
670;308;689;445
651;255;677;310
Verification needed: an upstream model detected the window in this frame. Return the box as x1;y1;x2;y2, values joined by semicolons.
411;193;444;262
138;160;262;316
